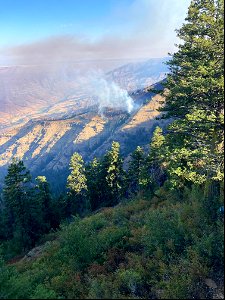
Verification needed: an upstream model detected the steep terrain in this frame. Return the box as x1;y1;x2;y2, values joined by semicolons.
107;57;169;92
1;195;223;299
0;58;168;131
0;59;169;190
0;85;168;191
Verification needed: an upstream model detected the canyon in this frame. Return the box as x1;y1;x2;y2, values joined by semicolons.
0;58;169;191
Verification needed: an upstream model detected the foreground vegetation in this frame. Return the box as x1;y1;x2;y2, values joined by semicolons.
0;0;224;298
0;190;224;299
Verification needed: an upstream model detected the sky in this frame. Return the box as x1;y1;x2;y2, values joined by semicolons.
0;0;191;66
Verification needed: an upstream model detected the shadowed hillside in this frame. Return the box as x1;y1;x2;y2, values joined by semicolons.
0;84;168;191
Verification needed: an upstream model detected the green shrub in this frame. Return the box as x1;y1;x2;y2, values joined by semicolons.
31;285;57;299
142;207;186;258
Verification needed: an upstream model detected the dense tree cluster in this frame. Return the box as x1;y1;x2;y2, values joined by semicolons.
0;160;61;256
161;0;224;186
0;134;166;255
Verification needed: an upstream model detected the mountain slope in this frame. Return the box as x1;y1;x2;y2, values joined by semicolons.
0;58;168;131
1;194;223;299
0;58;169;190
107;57;169;92
0;85;168;190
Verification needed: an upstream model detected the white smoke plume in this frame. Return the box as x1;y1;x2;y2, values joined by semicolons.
77;70;135;115
90;77;134;114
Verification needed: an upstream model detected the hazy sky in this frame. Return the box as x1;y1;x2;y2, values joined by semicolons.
0;0;191;65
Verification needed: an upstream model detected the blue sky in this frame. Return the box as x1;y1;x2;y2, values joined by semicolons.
0;0;191;65
0;0;123;46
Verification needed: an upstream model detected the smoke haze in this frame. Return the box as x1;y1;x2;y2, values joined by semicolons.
90;76;135;114
73;70;135;114
0;0;191;66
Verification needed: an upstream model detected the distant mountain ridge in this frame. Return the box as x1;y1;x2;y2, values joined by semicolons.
0;59;169;191
107;57;169;92
0;86;169;192
0;58;169;131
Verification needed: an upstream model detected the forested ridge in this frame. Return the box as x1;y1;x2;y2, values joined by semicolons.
0;0;224;299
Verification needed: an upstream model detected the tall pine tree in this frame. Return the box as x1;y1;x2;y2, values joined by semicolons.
139;127;166;196
67;152;88;216
3;159;34;251
86;158;103;211
35;176;53;233
161;0;224;186
127;146;145;195
103;141;124;206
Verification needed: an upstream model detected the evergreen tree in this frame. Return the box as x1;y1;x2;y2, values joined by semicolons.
67;153;88;194
86;158;103;211
3;159;35;250
35;176;53;233
150;126;166;155
127;146;145;195
140;127;166;195
161;0;224;185
149;126;167;187
67;153;88;216
103;141;124;206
